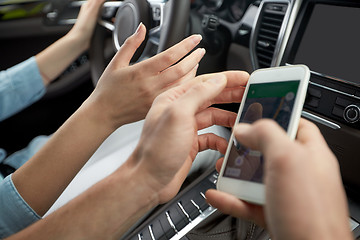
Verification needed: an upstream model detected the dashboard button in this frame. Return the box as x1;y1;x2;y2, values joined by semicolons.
335;97;352;108
308;88;322;98
332;106;344;118
305;97;320;108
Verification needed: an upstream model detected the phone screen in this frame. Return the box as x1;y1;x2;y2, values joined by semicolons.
223;80;300;183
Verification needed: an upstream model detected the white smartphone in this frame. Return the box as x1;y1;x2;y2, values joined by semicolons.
217;65;310;205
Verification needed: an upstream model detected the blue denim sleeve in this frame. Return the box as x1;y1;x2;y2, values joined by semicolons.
0;174;41;238
0;57;46;121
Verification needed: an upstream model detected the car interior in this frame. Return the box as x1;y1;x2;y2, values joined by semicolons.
1;0;360;239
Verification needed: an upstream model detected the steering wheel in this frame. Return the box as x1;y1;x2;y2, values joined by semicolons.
90;0;190;85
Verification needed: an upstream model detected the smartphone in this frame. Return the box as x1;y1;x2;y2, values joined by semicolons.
217;65;310;205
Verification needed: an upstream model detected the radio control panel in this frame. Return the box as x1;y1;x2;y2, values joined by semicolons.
304;73;360;129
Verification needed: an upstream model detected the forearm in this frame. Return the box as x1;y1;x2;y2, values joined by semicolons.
35;0;104;85
8;161;159;240
12;98;117;216
0;57;45;121
35;32;88;85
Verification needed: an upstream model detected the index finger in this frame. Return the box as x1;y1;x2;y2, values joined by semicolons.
141;34;202;73
194;71;249;88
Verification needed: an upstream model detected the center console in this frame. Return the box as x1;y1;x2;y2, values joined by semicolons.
280;0;360;197
251;0;360;236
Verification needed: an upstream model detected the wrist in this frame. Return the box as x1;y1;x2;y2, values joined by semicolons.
101;159;160;235
112;159;161;207
79;96;120;135
64;30;90;53
125;147;180;205
85;87;135;130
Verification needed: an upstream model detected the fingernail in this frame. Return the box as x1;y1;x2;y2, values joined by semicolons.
192;34;202;45
206;74;226;85
135;22;143;34
198;48;206;57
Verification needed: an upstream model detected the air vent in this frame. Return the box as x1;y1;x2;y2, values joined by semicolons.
254;2;288;68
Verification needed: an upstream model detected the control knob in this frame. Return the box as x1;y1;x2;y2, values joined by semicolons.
343;105;360;123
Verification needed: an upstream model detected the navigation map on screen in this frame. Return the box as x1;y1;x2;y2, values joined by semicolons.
224;80;300;183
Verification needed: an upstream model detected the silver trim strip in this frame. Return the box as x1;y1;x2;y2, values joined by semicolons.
350;218;359;231
148;225;156;240
170;207;218;240
302;111;341;130
69;1;87;8
103;1;124;8
177;202;192;222
166;211;178;233
249;1;262;69
271;0;292;67
309;70;360;93
97;2;124;31
190;200;202;214
113;3;138;51
284;63;360;100
147;0;168;3
98;19;115;31
250;0;304;69
58;19;77;25
310;69;349;83
309;81;360;101
46;1;85;25
274;0;303;66
250;0;291;69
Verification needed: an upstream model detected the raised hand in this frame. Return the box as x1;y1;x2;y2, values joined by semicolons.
127;71;249;203
91;23;206;128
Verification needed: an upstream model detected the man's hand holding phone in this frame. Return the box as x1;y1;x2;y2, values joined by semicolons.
207;119;352;240
216;65;310;204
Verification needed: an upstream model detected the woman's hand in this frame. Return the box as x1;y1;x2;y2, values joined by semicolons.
126;71;249;204
67;0;106;50
36;0;106;84
90;23;207;129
